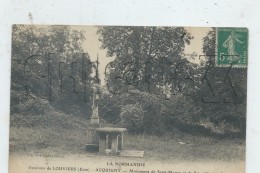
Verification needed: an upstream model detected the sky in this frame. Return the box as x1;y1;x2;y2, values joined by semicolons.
184;27;212;63
71;26;113;84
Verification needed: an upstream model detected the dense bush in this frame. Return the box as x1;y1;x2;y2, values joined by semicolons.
119;104;144;133
10;96;89;129
99;86;246;137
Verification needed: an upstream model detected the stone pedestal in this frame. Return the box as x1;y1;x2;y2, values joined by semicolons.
98;133;107;154
110;134;119;155
118;134;123;150
90;116;99;125
85;124;99;152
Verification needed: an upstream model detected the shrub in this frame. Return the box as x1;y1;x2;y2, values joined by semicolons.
119;104;144;133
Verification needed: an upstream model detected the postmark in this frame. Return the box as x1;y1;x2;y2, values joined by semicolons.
216;27;248;67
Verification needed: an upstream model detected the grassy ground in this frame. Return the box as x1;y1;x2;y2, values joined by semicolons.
125;133;245;161
9;95;245;162
9;125;245;162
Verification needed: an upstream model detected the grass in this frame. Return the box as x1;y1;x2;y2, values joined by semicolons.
124;133;245;161
9;125;245;162
9;96;245;162
10;126;88;156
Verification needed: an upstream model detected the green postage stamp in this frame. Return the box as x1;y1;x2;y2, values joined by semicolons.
217;27;248;67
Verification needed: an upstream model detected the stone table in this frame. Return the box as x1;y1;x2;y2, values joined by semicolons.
96;127;127;155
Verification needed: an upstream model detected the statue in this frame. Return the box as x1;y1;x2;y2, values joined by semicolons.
90;56;101;125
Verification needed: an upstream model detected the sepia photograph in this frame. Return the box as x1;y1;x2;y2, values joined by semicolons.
9;25;247;173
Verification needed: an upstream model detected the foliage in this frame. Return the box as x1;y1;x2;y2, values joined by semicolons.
199;28;247;136
10;96;89;129
119;104;144;133
10;26;247;138
202;28;216;56
97;26;194;94
98;27;247;137
100;88;201;135
11;25;93;118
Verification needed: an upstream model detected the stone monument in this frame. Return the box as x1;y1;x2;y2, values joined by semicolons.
85;56;101;152
85;56;144;157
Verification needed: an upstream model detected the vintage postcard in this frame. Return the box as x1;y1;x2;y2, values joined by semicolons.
9;25;247;173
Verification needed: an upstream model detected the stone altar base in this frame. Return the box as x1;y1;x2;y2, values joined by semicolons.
85;124;99;152
119;150;144;158
96;127;127;155
103;149;144;158
85;144;99;152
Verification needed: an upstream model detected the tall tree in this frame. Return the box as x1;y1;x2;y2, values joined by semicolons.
11;25;93;117
97;26;193;94
200;28;247;135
